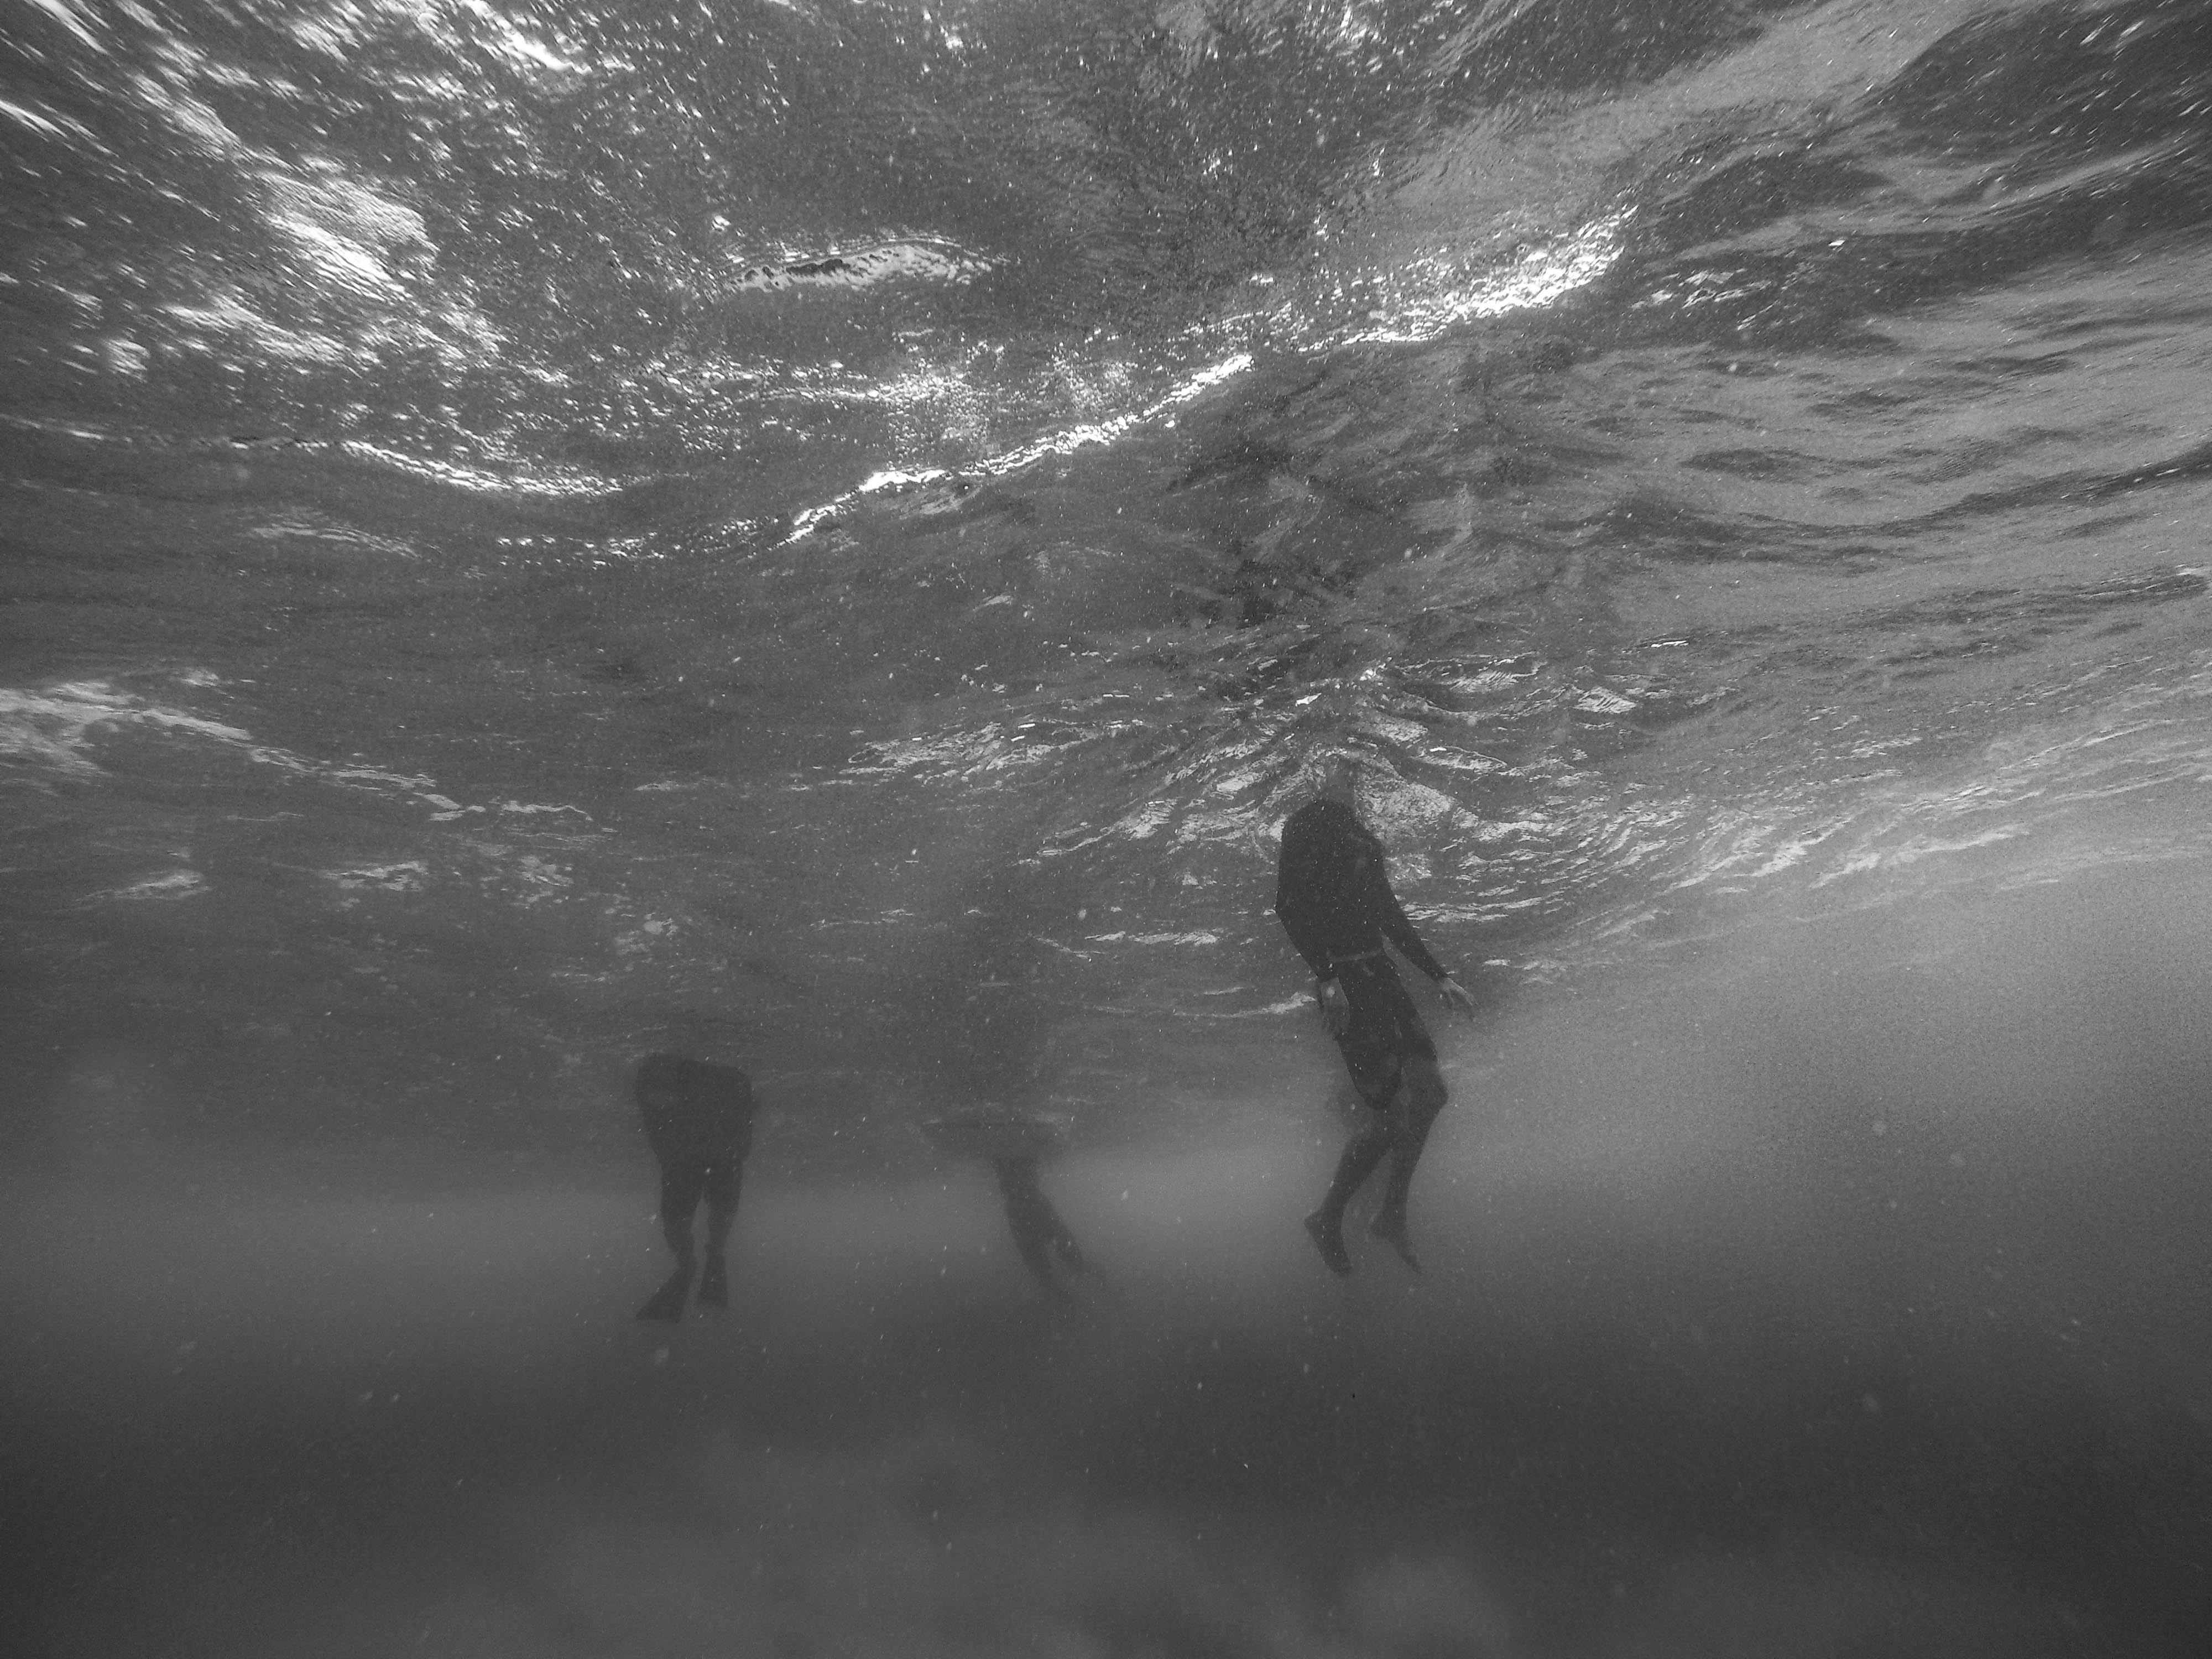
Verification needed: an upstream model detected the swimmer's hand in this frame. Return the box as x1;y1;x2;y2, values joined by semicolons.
1434;974;1478;1016
1316;977;1352;1037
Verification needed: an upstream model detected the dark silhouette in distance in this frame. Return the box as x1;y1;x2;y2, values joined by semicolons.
925;1108;1101;1302
634;1052;755;1321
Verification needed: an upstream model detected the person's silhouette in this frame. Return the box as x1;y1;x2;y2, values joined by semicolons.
992;1146;1092;1300
1275;765;1477;1275
926;1109;1101;1301
634;1053;755;1321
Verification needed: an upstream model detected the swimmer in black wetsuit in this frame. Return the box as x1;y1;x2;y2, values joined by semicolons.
634;1053;757;1321
1275;769;1476;1275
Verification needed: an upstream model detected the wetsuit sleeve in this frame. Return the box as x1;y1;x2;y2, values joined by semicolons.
1366;861;1450;981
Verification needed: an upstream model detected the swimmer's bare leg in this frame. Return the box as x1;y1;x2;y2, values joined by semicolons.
1052;1220;1088;1274
1369;1061;1447;1274
696;1164;740;1310
1307;1115;1391;1276
992;1157;1074;1300
1013;1226;1078;1301
695;1261;727;1307
639;1168;702;1321
1366;1214;1424;1275
639;1264;694;1321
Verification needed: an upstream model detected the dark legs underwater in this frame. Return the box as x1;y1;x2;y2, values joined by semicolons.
1305;1055;1447;1276
993;1151;1095;1302
638;1161;742;1321
634;1053;755;1322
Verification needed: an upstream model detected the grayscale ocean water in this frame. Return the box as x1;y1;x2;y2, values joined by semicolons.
4;1;2211;1653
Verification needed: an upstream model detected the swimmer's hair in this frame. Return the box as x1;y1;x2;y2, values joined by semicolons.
1306;754;1366;813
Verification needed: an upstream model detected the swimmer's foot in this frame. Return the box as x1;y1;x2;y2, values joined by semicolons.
637;1269;692;1323
1304;1209;1354;1276
1368;1217;1423;1275
696;1256;728;1309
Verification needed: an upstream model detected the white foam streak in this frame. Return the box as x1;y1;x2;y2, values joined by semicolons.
778;208;1624;541
335;440;617;500
85;869;207;904
785;352;1254;540
1335;210;1631;347
0;682;252;775
0;95;101;147
24;0;104;51
0;680;602;841
732;239;995;294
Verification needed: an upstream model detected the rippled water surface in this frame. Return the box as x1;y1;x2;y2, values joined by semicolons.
6;1;2212;1653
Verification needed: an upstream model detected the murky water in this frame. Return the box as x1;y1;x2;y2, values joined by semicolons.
5;1;2211;1652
